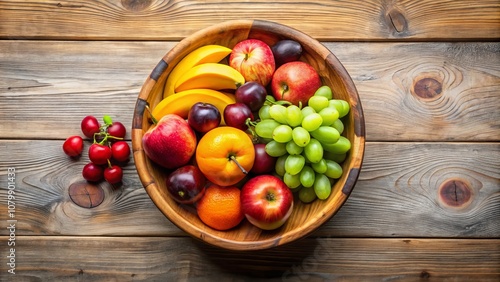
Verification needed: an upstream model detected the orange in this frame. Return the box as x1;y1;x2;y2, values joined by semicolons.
196;184;244;230
195;126;255;186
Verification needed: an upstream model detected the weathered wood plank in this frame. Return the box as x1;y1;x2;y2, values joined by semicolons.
0;0;499;41
1;41;499;141
0;140;498;238
2;236;499;281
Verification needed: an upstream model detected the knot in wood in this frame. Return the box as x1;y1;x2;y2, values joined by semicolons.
385;8;408;35
413;77;442;99
69;181;105;208
438;179;472;208
121;0;152;12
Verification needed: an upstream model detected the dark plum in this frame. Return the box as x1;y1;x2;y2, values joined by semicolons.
235;81;268;112
250;143;277;175
188;102;221;133
166;165;207;204
223;103;254;131
271;40;303;66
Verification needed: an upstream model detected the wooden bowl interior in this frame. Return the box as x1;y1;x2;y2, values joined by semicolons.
133;20;365;250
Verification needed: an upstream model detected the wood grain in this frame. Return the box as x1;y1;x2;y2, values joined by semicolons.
0;140;497;238
0;0;499;41
2;236;498;281
1;41;498;141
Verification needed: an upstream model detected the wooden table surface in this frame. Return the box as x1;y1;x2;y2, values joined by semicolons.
1;1;499;281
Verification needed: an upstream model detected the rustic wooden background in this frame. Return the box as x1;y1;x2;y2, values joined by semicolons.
0;0;499;281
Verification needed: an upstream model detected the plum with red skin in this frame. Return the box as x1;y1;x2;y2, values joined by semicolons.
223;103;254;131
166;165;207;204
271;39;303;66
188;102;221;133
250;143;277;175
235;81;268;112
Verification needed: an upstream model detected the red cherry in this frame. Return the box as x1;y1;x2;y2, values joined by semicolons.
82;163;104;182
107;122;126;139
62;136;84;157
81;116;101;139
88;144;112;165
111;141;130;162
104;165;123;184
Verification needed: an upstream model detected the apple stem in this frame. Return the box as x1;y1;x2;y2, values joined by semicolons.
229;155;248;175
145;105;158;125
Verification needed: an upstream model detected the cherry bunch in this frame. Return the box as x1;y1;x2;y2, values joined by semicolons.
62;115;131;184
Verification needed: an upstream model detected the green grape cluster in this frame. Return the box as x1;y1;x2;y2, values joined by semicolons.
254;85;352;203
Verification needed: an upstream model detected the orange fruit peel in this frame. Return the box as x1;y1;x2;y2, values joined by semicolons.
196;126;255;186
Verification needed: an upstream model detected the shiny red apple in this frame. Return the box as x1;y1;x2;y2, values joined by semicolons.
271;61;322;106
142;114;197;169
241;175;294;230
229;39;276;86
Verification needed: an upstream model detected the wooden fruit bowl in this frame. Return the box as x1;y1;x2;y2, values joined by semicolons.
132;20;365;251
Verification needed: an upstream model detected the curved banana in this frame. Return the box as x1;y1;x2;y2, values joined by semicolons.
174;63;245;92
152;88;236;124
163;45;232;98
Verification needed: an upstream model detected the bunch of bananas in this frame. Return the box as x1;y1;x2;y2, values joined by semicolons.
151;45;244;123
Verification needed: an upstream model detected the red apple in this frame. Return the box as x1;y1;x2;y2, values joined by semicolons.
142;114;197;169
271;61;322;106
229;39;275;86
241;175;294;230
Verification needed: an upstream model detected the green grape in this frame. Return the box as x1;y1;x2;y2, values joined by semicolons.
302;113;323;132
286;140;303;155
292;127;310;147
299;186;317;203
332;119;344;135
318;107;339;126
314;173;332;200
265;140;287;157
308;96;329;112
275;155;288;176
285;154;305;175
322;136;351;154
255;119;281;139
304;138;323;163
329;99;350;118
258;104;271;120
323;151;347;163
269;104;288;124
272;124;293;143
314;85;333;100
325;160;343;179
301;106;316;117
299;165;315;187
311;158;327;174
264;95;276;105
310;126;340;144
284;172;301;189
285;105;303;127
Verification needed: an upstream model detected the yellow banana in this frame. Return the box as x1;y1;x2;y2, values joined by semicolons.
163;45;232;98
174;63;245;92
152;88;236;124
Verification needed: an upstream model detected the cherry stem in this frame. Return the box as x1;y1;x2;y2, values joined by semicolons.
229;155;248;175
145;105;158;125
107;159;113;169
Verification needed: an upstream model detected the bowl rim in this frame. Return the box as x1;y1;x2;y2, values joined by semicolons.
132;19;365;251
